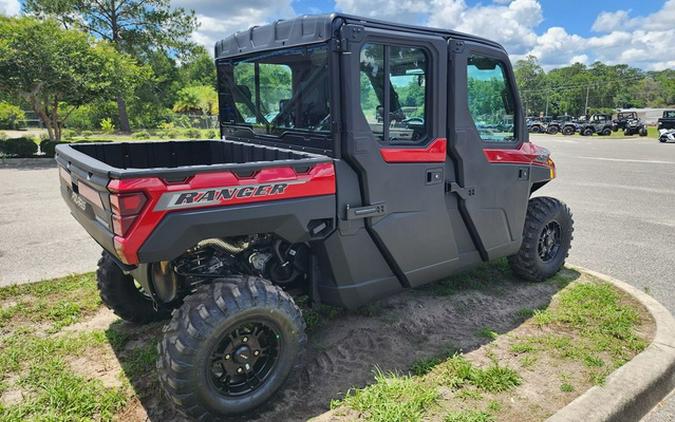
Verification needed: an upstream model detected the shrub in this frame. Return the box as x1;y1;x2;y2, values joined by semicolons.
0;137;38;157
185;128;201;139
81;130;94;138
40;139;65;157
132;131;150;139
100;118;115;134
206;129;217;139
0;102;26;130
165;130;179;139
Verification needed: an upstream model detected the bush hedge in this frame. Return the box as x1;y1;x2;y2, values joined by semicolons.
0;102;25;130
0;137;38;157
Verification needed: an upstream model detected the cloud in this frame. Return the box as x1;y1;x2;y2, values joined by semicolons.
176;0;675;70
171;0;295;50
0;0;20;16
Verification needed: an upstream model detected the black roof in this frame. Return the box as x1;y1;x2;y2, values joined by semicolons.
214;13;504;60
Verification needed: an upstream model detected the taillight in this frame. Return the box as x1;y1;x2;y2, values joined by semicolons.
109;192;146;236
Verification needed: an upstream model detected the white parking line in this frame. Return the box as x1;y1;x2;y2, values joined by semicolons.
578;156;675;165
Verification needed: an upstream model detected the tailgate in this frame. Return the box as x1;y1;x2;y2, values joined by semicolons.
55;144;118;260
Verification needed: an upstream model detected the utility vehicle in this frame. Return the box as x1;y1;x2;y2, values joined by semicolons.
613;111;638;131
658;110;675;131
55;13;573;420
579;114;614;136
614;112;647;136
545;116;574;135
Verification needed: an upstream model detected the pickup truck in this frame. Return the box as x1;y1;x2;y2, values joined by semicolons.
55;13;573;420
658;110;675;130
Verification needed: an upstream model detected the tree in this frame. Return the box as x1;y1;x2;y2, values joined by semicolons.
0;17;145;140
25;0;199;132
514;55;546;116
173;85;218;116
179;46;217;88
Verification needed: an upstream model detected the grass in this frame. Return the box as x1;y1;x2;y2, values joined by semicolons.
0;273;100;333
0;273;129;420
333;369;439;422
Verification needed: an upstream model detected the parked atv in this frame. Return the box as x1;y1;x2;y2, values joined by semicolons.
623;117;648;137
613;112;638;132
546;116;574;135
54;13;573;420
527;117;547;133
579;114;614;136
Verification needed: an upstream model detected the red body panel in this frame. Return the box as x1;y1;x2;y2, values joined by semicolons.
379;138;447;163
483;142;551;168
109;162;336;265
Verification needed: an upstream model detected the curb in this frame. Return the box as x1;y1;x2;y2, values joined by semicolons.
0;157;55;168
547;266;675;422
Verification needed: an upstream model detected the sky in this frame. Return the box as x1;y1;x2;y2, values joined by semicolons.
2;0;673;70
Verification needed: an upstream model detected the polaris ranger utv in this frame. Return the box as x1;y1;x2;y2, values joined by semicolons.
55;13;573;420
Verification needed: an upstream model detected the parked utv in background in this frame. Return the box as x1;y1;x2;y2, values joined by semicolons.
614;111;648;136
579;114;614;136
54;13;573;420
658;110;675;131
527;116;551;133
545;116;574;135
613;112;638;131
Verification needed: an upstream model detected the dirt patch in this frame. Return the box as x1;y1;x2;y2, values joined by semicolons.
67;346;124;389
106;268;570;421
61;307;118;334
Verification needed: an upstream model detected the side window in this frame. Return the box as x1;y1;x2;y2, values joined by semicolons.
359;43;428;144
467;56;516;143
360;44;385;141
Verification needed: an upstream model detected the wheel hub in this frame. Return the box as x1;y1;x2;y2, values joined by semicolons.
538;221;562;263
208;321;280;397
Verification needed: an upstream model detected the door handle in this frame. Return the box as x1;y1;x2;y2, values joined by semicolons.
426;168;444;185
345;202;387;220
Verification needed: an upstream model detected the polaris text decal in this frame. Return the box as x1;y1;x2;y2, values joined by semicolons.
154;180;305;211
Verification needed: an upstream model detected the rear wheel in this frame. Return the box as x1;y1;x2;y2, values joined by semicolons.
582;128;593;136
157;276;306;419
639;127;648;137
601;127;612;136
546;126;559;135
530;125;541;133
562;126;575;136
509;197;574;282
96;251;170;324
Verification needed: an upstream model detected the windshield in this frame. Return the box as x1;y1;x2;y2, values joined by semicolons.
217;44;331;149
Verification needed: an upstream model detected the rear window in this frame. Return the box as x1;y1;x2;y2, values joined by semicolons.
217;44;332;151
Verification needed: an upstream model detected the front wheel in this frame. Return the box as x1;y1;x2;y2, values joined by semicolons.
547;126;559;135
509;197;574;282
157;276;306;419
639;127;648;137
582;128;593;136
562;126;575;136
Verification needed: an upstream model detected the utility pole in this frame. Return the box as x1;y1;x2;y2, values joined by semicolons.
584;85;590;115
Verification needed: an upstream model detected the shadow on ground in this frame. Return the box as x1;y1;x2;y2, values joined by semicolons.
107;262;580;421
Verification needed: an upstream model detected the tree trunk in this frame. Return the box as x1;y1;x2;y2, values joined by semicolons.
116;95;131;133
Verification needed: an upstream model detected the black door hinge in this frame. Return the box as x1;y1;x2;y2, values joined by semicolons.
337;24;365;53
446;182;476;199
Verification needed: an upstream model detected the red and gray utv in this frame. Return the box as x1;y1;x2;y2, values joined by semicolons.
55;13;573;420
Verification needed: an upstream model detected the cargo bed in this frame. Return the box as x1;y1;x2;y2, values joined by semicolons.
55;139;330;179
54;139;336;266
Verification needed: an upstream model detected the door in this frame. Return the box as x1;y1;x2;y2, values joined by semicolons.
447;39;532;260
339;24;459;288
